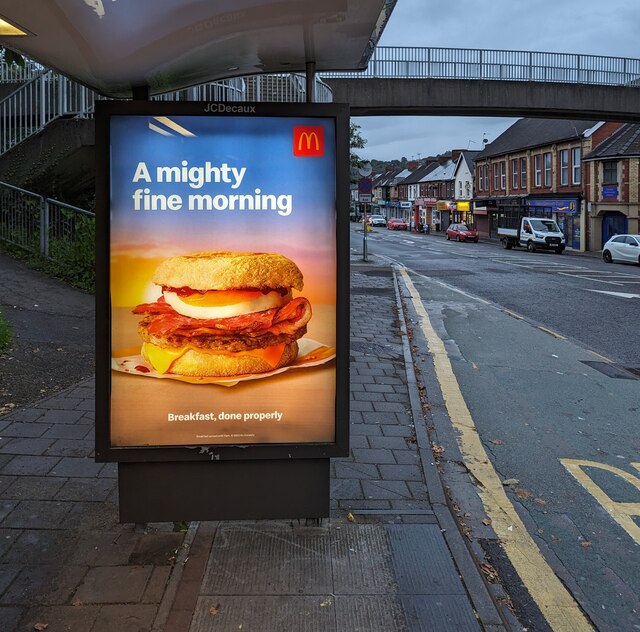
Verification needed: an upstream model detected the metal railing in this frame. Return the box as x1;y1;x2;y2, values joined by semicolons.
0;180;94;262
0;72;95;154
322;46;640;87
0;70;332;157
0;60;44;83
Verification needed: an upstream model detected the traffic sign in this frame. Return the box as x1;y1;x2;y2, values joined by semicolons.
358;162;372;177
358;178;372;195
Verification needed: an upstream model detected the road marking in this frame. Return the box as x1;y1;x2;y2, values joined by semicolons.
537;326;566;340
588;350;615;363
376;254;492;304
402;239;415;244
558;274;625;286
585;290;640;299
561;459;640;545
399;267;593;632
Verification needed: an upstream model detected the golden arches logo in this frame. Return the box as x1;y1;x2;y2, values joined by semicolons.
293;126;324;156
298;131;320;151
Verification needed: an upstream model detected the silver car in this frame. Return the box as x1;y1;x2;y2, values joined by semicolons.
368;214;387;227
602;234;640;264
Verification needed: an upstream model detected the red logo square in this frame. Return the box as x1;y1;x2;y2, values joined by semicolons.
293;126;324;157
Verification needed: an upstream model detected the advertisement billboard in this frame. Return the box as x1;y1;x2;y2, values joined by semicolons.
95;101;349;462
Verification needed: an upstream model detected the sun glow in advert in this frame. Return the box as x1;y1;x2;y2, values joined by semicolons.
106;110;341;450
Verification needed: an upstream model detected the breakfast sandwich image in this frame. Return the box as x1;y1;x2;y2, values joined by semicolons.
128;251;313;378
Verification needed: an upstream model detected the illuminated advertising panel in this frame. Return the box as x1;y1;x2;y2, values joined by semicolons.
95;101;349;462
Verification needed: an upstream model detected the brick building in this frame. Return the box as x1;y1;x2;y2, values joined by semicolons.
472;119;599;250
583;123;640;248
414;152;461;231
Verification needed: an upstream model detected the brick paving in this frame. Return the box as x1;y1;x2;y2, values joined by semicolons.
0;256;502;631
330;263;432;520
0;380;186;632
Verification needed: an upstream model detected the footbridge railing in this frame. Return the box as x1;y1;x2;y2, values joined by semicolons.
0;68;332;157
323;46;640;87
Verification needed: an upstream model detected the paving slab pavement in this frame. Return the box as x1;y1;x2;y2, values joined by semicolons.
0;253;508;631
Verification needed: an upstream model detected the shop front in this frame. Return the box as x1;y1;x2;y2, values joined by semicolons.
453;201;472;225
398;200;413;225
472;203;489;237
414;197;437;231
436;200;454;230
528;197;582;251
374;199;389;219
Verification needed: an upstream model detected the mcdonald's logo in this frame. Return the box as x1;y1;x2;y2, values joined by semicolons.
293;126;324;157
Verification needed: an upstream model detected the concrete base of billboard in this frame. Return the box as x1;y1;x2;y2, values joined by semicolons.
118;459;329;522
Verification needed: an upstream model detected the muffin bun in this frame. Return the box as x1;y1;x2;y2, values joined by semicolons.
152;251;304;292
143;341;299;377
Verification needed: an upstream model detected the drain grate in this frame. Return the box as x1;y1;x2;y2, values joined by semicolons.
581;361;639;380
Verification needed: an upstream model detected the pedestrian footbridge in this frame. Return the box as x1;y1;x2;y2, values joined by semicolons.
323;47;640;121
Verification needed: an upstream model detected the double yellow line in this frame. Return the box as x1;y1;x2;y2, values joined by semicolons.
399;268;592;632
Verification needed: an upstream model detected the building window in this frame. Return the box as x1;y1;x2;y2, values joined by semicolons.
544;152;552;187
512;159;519;189
572;147;581;184
484;164;489;191
520;157;527;188
500;161;506;190
459;181;462;197
493;163;499;191
534;155;542;187
560;149;569;186
602;160;618;184
477;167;483;191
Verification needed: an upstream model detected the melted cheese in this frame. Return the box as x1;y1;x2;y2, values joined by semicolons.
142;342;287;375
164;289;289;320
142;343;185;375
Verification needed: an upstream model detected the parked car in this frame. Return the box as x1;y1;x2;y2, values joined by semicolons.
446;223;479;242
368;214;387;227
602;234;640;264
387;217;409;230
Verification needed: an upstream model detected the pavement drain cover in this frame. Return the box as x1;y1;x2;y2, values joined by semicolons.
581;361;638;380
351;287;395;296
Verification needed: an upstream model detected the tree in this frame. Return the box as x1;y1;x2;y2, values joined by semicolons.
0;46;25;67
349;122;366;169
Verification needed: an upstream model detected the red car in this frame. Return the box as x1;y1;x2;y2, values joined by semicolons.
387;217;409;230
446;223;478;242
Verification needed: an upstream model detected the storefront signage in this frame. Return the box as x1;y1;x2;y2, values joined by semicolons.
95;101;349;463
528;198;579;214
602;185;618;200
456;201;470;212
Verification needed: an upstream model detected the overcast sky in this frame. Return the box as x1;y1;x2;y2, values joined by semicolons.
354;0;640;162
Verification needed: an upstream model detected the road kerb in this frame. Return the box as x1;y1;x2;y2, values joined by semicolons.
399;267;593;632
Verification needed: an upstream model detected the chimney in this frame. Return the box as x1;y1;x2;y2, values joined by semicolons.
451;149;463;162
407;161;419;170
